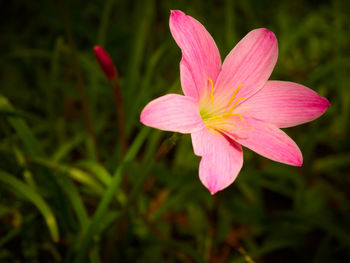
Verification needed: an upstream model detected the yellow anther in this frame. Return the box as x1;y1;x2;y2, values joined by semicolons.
227;83;243;106
208;78;214;104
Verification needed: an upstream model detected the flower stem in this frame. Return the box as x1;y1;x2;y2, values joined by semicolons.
111;78;128;155
155;133;180;161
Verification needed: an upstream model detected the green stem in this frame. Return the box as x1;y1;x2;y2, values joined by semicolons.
111;78;128;156
155;133;180;161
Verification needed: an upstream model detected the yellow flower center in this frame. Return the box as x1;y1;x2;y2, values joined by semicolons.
199;78;244;131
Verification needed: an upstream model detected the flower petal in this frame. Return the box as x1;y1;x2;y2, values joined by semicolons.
179;59;197;98
223;117;302;166
214;28;278;108
140;94;204;133
191;128;243;194
238;81;330;128
170;10;221;100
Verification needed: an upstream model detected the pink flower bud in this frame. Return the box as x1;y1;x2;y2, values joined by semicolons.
93;45;117;80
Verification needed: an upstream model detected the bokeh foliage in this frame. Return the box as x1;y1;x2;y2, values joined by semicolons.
0;0;349;262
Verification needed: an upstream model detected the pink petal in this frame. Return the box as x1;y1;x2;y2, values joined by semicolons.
179;59;197;98
214;29;278;108
238;81;330;128
140;94;204;133
170;10;221;100
223;117;302;166
191;128;243;194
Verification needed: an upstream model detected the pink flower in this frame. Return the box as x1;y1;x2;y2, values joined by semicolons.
140;10;330;194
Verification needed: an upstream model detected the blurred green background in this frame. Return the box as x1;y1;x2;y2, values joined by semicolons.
0;0;349;262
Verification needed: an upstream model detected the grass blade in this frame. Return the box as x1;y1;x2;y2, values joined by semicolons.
0;170;59;242
74;127;150;262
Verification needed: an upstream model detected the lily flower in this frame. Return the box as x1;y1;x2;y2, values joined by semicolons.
140;10;329;194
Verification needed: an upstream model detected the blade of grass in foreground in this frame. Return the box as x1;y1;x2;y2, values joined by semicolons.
58;174;89;231
33;158;105;196
1;94;81;242
74;127;150;263
0;170;59;242
76;161;112;187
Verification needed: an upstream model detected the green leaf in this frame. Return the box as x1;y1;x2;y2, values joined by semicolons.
58;173;89;231
52;133;86;162
77;161;112;186
313;154;350;172
33;158;105;195
74;127;150;263
0;95;44;156
0;170;59;242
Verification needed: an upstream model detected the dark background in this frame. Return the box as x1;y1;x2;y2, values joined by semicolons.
0;0;349;262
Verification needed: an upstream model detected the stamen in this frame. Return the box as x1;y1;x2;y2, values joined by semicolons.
226;97;245;114
227;83;243;106
228;113;242;120
208;78;214;104
210;115;223;121
201;81;245;132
